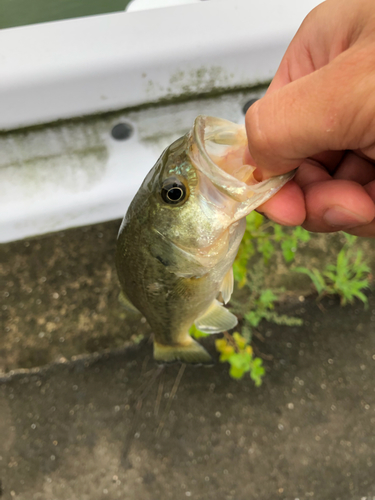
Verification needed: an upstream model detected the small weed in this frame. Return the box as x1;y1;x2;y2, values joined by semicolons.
243;288;303;330
233;212;310;287
191;215;371;386
215;332;265;385
295;238;371;307
226;276;302;386
202;213;308;386
189;324;265;385
228;216;305;386
189;324;209;340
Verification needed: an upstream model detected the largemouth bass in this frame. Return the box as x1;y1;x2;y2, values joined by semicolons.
116;116;294;364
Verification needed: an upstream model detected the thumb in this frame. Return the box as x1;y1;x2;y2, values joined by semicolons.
245;43;375;177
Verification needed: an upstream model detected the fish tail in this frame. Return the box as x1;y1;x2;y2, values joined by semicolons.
153;338;213;365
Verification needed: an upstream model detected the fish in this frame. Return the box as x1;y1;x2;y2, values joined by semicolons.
116;116;294;364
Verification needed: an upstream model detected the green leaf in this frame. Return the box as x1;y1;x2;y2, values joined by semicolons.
257;239;275;263
266;312;303;326
281;239;296;263
241;324;252;342
353;290;368;306
232;260;248;288
343;233;357;245
215;338;228;352
244;311;262;327
232;332;247;350
228;351;252;370
249;357;265;386
248;211;265;229
293;226;311;242
229;365;246;379
220;351;235;362
251;357;263;369
273;224;286;241
259;289;277;308
189;324;209;339
294;267;326;294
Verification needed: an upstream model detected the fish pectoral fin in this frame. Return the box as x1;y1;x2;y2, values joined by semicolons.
118;292;140;313
154;338;213;365
194;299;238;334
220;267;234;304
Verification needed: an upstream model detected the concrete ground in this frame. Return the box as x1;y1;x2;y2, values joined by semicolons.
1;222;375;500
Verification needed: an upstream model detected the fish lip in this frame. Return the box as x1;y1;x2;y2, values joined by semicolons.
192;115;249;198
190;115;296;209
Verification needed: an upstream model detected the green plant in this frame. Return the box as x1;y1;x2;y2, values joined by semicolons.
233;212;310;287
233;212;264;287
191;213;308;386
243;288;303;329
190;282;302;387
295;236;371;306
189;325;265;386
228;280;302;386
193;216;370;386
190;323;266;385
189;324;209;340
215;332;265;385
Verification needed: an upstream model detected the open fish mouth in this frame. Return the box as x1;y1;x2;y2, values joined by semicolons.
190;115;295;217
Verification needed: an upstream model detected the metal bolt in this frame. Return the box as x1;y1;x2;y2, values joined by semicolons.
111;122;133;140
242;98;259;115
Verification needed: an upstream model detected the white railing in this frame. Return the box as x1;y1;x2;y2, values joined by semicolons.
0;0;320;242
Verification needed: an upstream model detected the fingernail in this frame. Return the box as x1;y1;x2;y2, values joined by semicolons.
323;206;370;228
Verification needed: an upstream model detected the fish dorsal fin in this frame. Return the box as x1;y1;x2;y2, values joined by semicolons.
220;267;234;304
195;299;237;334
118;292;140;313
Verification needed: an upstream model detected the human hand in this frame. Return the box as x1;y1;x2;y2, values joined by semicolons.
245;0;375;237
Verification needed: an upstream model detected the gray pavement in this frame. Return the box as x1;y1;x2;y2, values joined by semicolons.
1;292;375;500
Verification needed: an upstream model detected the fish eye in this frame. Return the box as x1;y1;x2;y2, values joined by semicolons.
161;178;188;205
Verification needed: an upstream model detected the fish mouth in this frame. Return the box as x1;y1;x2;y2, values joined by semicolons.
190;115;295;217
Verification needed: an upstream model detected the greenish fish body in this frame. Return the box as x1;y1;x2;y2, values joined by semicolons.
116;116;294;364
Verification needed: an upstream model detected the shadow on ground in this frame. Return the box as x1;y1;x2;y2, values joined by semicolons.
1;290;375;500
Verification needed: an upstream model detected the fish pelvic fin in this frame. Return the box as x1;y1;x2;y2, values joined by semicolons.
154;338;212;365
194;299;238;334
